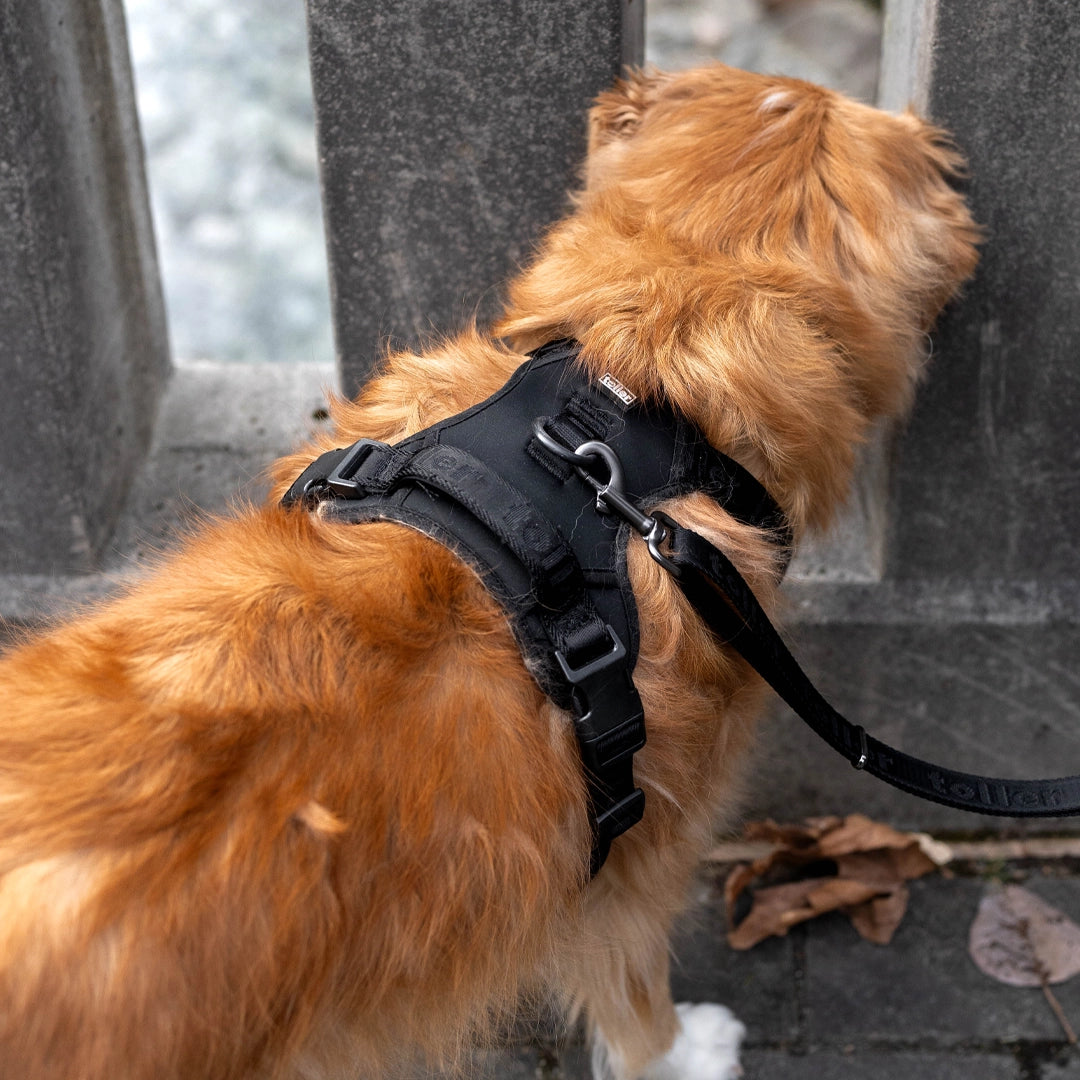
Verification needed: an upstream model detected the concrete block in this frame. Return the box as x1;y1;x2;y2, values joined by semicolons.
0;0;169;573
304;0;644;393
0;359;333;624
880;0;1080;582
745;620;1080;833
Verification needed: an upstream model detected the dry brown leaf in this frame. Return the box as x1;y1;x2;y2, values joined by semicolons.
969;885;1080;1043
725;815;936;950
969;885;1080;987
848;885;910;945
835;846;936;889
815;814;926;858
727;879;827;950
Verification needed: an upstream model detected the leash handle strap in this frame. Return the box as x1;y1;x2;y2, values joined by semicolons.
667;523;1080;818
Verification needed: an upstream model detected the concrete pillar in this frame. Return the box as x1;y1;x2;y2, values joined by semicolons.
756;0;1080;830
882;0;1080;587
304;0;644;393
0;0;169;574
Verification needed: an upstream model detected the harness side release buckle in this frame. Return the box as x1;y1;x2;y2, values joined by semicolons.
555;625;647;855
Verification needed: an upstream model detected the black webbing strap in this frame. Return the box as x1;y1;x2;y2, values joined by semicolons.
665;522;1080;817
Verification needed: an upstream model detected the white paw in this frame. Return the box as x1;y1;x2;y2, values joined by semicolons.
643;1002;745;1080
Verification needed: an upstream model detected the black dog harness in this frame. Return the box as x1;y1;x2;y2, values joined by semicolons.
284;339;1080;874
284;339;789;872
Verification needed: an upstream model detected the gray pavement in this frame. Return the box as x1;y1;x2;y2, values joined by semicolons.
475;866;1080;1079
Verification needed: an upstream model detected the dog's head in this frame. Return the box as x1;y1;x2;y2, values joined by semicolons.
498;65;979;528
584;65;978;341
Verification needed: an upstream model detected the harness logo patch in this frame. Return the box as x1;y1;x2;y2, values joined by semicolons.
598;373;637;410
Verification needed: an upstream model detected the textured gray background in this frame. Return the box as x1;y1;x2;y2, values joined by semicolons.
0;0;168;574
305;0;645;392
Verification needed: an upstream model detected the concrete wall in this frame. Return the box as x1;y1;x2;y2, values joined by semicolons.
750;0;1080;832
0;0;169;574
305;0;645;394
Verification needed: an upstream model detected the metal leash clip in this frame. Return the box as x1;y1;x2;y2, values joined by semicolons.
532;418;682;579
572;440;684;580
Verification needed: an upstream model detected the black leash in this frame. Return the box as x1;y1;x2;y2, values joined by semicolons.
659;521;1080;818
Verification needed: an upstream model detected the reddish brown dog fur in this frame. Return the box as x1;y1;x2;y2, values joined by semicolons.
0;66;977;1079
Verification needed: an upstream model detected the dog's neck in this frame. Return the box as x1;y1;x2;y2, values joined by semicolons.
494;204;925;538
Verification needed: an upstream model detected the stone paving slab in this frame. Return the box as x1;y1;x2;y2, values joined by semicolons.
740;1048;1025;1079
669;875;801;1046
1044;1053;1080;1079
805;875;1080;1048
467;866;1080;1078
462;1047;1035;1079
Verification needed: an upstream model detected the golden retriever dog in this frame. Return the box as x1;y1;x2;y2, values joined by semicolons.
0;65;977;1080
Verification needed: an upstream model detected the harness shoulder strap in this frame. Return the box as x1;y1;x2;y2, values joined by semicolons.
285;435;647;875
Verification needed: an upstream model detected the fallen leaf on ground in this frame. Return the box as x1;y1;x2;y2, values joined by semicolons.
969;884;1080;1043
725;814;937;950
969;885;1080;987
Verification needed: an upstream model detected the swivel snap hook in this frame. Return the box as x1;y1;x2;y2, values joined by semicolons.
534;424;683;580
572;440;650;527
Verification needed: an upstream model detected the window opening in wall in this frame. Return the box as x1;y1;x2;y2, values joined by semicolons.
124;0;332;365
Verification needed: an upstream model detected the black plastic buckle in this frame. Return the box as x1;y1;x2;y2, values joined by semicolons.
281;446;350;508
555;626;646;770
555;623;627;686
326;439;389;498
590;789;647;874
555;624;646;872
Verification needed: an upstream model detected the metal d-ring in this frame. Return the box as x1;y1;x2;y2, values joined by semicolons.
531;418;596;470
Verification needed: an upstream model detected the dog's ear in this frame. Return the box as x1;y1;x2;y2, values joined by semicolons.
584;69;672;192
588;69;672;152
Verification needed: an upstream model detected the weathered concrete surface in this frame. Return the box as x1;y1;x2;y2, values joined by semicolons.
882;0;1080;585
0;0;169;573
0;360;333;624
305;0;644;393
470;867;1080;1079
744;618;1080;834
